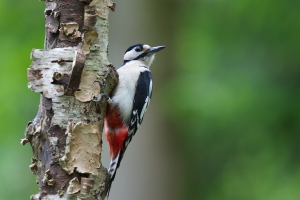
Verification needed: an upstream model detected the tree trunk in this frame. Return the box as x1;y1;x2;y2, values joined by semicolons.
23;0;117;199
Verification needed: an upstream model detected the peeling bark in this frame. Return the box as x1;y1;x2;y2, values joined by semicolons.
23;0;117;199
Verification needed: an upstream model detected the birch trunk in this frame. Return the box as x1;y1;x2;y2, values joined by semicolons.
23;0;117;199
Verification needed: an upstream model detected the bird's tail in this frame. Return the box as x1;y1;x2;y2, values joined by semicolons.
106;150;124;197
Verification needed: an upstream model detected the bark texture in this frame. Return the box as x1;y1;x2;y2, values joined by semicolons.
23;0;117;199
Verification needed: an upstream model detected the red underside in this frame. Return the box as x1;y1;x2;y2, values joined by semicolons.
105;106;128;158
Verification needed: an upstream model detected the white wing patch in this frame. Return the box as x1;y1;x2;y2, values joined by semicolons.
130;110;138;126
139;79;152;125
140;96;149;123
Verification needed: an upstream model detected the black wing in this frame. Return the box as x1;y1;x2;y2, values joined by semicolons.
120;69;152;161
126;69;152;137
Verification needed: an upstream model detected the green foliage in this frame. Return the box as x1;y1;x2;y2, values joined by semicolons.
163;0;300;199
0;1;44;199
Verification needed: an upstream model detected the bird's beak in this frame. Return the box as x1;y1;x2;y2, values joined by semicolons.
145;45;165;54
133;45;165;61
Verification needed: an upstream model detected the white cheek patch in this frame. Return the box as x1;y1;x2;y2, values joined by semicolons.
124;50;140;61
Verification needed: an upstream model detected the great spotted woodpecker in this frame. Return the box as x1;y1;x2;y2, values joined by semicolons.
95;43;165;194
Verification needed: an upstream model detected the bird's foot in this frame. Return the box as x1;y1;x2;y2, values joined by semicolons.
92;80;112;104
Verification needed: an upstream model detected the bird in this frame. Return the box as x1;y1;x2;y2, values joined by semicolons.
99;43;165;195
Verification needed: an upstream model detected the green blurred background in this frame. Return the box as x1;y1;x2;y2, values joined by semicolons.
1;0;300;199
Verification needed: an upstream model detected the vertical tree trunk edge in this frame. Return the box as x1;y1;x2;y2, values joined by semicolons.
23;1;117;199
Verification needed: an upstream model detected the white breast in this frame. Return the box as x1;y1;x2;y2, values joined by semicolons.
112;60;149;122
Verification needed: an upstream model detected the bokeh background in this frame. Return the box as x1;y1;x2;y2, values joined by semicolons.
1;0;300;199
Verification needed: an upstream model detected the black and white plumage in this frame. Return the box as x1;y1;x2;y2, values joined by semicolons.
103;43;165;195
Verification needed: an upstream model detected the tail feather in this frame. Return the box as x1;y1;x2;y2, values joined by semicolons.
106;150;124;197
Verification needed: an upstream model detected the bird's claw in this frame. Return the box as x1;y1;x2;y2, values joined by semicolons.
92;79;112;104
92;93;112;104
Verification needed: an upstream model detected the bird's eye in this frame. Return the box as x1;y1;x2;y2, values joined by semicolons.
135;47;142;52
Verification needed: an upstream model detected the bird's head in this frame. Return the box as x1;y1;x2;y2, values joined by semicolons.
123;43;165;67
